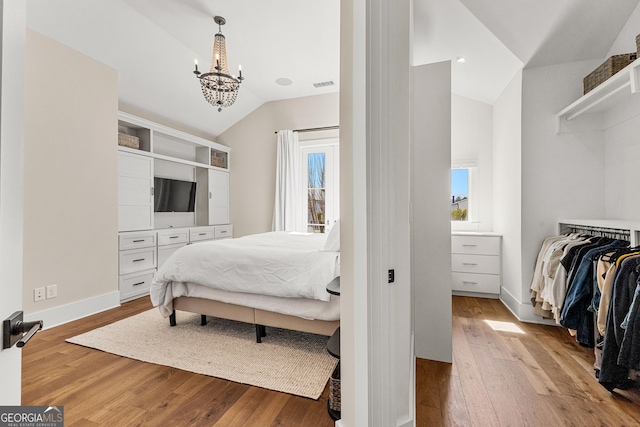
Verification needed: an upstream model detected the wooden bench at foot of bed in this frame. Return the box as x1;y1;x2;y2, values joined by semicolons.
168;296;340;343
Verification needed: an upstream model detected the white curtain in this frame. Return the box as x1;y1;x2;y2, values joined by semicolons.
273;130;302;231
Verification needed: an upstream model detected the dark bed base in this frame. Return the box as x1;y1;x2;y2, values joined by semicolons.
169;310;268;343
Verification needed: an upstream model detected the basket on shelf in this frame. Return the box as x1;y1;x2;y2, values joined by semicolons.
118;132;140;149
583;52;637;94
329;362;341;413
210;154;226;168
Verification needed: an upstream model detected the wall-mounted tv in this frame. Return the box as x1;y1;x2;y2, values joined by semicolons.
154;177;196;213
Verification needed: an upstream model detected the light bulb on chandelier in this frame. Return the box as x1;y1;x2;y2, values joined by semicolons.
193;16;245;112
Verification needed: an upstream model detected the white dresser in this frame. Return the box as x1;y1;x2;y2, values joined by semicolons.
451;232;502;297
118;224;233;301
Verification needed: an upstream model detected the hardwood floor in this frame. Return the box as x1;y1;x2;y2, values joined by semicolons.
417;296;640;427
23;295;640;426
22;297;335;427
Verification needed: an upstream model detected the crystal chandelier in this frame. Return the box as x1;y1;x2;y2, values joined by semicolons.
193;16;244;112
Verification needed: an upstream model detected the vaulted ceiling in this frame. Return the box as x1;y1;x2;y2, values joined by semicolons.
26;0;640;138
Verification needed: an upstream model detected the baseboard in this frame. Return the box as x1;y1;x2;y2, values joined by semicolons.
397;416;414;427
24;291;121;330
452;290;499;299
499;286;557;326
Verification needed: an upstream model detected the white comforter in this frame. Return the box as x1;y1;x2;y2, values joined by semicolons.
150;231;340;309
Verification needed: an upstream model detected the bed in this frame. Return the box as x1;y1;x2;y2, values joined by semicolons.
150;226;341;342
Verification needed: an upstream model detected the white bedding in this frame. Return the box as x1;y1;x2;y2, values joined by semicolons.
150;231;340;312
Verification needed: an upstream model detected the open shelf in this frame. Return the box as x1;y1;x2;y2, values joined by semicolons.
555;58;640;133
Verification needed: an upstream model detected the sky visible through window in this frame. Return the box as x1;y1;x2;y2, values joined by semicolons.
451;169;468;196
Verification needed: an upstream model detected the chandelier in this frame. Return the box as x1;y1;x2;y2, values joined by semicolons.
193;16;244;112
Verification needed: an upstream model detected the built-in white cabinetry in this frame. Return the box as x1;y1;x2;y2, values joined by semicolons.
116;111;232;301
118;152;154;232
118;225;234;300
118;230;157;302
208;169;230;225
451;232;502;297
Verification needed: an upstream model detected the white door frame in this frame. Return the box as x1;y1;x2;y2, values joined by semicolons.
0;0;27;405
340;0;414;426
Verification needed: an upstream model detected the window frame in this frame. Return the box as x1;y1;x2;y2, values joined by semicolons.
451;160;478;223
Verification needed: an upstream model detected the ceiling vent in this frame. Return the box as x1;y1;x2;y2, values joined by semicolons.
313;80;335;88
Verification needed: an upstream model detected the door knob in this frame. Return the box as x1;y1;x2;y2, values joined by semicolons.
3;311;43;349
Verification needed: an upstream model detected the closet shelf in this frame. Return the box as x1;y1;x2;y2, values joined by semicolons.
555;58;640;133
558;219;640;247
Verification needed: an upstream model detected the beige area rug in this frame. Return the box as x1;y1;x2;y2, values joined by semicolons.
66;309;338;399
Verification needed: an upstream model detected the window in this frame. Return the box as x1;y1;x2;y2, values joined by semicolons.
301;140;339;233
451;163;477;222
451;168;469;221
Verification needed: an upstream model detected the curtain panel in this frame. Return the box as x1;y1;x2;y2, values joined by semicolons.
273;130;302;231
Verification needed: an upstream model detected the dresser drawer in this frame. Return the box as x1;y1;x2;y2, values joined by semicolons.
452;272;500;294
119;271;154;301
189;227;216;242
157;229;189;246
215;225;233;239
451;254;500;275
119;247;157;275
119;231;156;250
451;235;500;255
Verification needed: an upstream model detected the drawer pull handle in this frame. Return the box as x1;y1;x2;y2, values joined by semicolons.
220;230;227;233
132;239;145;243
462;281;478;285
132;282;145;286
462;263;478;266
133;258;145;262
462;244;478;247
169;236;179;239
199;233;206;236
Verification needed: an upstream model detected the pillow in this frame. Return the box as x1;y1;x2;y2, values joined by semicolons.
323;219;340;252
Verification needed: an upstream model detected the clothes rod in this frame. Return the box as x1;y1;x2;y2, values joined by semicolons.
274;126;339;134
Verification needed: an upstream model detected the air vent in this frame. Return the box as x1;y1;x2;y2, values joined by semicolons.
313;80;335;88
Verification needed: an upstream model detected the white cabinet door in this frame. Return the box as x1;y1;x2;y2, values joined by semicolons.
208;169;229;225
118;151;153;231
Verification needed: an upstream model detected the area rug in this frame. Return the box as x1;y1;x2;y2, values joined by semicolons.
66;309;338;399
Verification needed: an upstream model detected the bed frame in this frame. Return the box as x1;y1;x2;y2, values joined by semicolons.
168;296;340;343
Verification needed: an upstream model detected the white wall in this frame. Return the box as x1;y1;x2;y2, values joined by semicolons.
506;60;604;321
216;93;339;237
451;94;493;231
413;62;452;362
492;70;523;312
23;30;119;320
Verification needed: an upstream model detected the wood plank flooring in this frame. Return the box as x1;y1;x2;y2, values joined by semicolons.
21;297;335;427
417;296;640;427
23;295;640;426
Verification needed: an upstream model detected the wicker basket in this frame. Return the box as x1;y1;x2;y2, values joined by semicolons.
118;132;140;149
329;363;341;413
211;154;226;168
583;52;637;94
636;34;640;55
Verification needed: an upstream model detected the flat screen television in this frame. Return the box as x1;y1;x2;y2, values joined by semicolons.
154;177;196;213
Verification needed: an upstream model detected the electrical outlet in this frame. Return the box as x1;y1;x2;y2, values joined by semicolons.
46;284;57;299
34;287;45;302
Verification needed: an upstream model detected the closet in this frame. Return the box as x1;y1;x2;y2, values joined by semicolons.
530;219;640;392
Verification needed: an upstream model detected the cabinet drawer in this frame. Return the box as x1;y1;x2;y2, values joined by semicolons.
119;231;156;250
119;247;157;275
157;243;187;268
119;271;154;301
452;272;500;294
451;254;500;274
451;235;500;255
215;225;233;239
189;227;216;242
157;229;189;246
